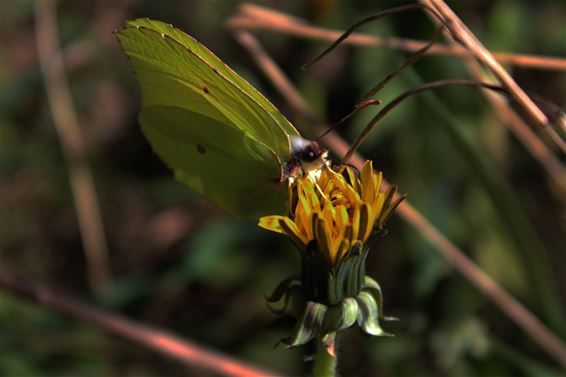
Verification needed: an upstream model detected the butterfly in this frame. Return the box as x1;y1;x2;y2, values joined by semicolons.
115;19;327;218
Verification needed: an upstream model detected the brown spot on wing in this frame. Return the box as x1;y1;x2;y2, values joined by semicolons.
196;144;206;154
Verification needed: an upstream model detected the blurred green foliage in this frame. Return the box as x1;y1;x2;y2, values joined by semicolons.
1;1;565;376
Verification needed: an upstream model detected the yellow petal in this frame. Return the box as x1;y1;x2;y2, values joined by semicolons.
294;182;315;240
303;180;321;213
375;171;383;195
372;191;385;219
317;166;330;188
323;181;335;197
334;205;349;236
321;201;335;227
362;161;377;203
328;169;361;207
336;224;354;263
313;213;333;264
361;160;372;191
350;204;361;241
259;216;308;249
294;203;312;240
344;165;361;193
358;203;370;241
335;237;351;264
258;216;286;233
343;224;354;244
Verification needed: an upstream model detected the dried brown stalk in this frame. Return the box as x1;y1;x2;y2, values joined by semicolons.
419;1;552;135
422;1;566;152
230;3;566;72
418;3;566;192
35;2;111;290
233;30;566;369
0;268;279;377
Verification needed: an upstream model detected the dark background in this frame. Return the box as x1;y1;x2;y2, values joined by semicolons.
1;1;565;376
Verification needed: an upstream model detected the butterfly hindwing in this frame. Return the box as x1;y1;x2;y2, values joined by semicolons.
140;106;287;218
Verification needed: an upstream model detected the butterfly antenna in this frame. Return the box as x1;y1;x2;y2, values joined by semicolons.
301;4;444;71
315;99;382;141
343;79;512;163
362;25;444;101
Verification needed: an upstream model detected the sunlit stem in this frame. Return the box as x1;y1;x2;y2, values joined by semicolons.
312;333;337;377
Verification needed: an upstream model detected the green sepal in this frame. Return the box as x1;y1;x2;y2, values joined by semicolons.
355;291;393;337
267;284;304;316
300;240;370;306
362;276;398;321
287;285;307;318
322;297;359;333
266;274;301;316
266;274;300;303
338;240;364;299
283;301;328;348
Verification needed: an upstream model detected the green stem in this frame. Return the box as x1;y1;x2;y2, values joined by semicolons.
312;334;337;377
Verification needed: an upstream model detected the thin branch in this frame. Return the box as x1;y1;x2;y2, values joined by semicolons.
229;3;566;72
35;2;111;290
233;30;566;370
419;1;551;134
301;4;444;71
418;2;566;193
0;268;281;377
421;0;566;152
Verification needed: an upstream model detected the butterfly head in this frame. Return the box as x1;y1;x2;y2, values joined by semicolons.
287;137;329;178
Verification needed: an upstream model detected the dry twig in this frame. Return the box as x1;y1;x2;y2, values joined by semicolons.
233;30;566;369
0;268;279;377
35;2;111;290
419;0;563;149
417;0;566;193
230;4;566;72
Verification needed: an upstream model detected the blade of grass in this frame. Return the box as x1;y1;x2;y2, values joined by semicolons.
35;1;111;291
0;268;280;377
230;3;566;71
419;0;560;145
402;67;565;335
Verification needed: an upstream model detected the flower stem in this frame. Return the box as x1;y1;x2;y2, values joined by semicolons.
312;333;337;377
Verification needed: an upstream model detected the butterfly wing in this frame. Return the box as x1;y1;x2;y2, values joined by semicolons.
141;106;287;217
115;19;299;217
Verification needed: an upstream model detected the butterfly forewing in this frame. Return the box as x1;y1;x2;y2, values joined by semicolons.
116;18;298;159
127;19;300;142
115;19;299;217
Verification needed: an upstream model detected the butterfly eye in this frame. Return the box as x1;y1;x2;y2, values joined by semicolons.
301;148;318;162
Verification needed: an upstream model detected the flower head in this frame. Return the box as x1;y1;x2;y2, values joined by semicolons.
259;160;404;267
260;160;405;346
